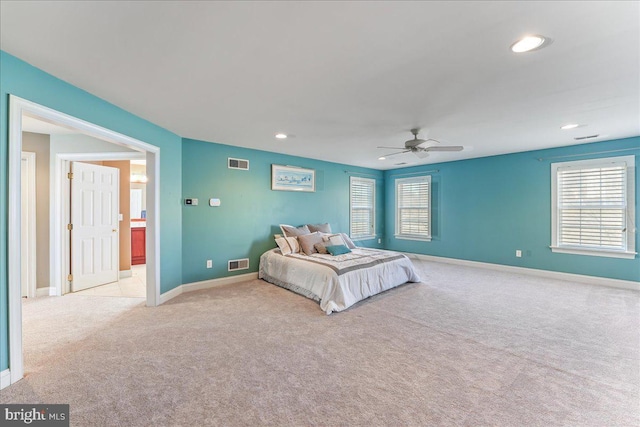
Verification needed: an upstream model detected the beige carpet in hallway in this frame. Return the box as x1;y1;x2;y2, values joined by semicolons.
1;259;638;426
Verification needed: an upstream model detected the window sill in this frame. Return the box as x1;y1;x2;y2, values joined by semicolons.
550;246;637;259
395;235;431;242
351;235;376;242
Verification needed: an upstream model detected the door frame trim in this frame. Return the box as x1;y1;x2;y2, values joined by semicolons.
20;151;37;298
8;95;162;386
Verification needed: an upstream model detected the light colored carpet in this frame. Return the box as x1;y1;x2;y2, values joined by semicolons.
1;259;638;426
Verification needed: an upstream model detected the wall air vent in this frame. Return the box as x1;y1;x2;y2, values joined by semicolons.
228;258;249;271
228;158;249;170
394;162;408;166
574;134;599;141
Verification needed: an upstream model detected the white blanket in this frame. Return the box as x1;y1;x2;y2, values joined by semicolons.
258;248;421;314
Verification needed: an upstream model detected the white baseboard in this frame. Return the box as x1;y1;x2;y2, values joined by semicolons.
119;270;132;279
1;369;11;390
159;272;259;304
158;285;183;305
406;253;639;291
36;287;55;297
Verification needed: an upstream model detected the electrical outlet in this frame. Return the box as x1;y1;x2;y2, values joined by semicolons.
206;260;213;268
378;238;381;244
515;250;522;258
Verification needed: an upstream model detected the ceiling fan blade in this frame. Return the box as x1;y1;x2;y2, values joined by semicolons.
421;138;441;145
413;150;430;159
381;149;411;157
425;146;464;152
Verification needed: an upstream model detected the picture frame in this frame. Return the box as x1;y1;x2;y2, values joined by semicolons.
271;164;315;192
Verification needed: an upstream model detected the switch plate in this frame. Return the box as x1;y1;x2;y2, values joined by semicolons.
516;250;522;258
185;198;198;206
209;198;221;207
206;260;213;268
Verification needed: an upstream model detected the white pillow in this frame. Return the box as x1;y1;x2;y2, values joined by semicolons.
275;236;300;255
340;233;357;249
275;237;292;255
285;236;300;254
279;224;311;237
329;235;345;246
323;233;345;246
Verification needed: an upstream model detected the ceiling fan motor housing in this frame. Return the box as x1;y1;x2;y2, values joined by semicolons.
405;138;428;149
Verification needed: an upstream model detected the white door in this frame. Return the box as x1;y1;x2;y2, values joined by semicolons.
70;162;119;292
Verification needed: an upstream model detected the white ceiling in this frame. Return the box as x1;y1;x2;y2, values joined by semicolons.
2;1;638;170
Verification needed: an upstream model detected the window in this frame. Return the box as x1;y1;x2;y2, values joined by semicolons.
395;175;431;241
551;155;636;259
350;177;375;239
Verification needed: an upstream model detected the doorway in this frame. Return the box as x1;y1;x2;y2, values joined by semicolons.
7;95;162;386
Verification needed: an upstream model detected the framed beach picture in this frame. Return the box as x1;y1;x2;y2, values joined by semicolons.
271;164;315;192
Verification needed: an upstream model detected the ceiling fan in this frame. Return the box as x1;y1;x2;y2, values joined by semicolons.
378;128;464;158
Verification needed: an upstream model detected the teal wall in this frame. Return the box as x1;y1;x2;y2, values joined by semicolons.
0;51;184;371
181;138;384;284
384;137;640;282
1;48;638;377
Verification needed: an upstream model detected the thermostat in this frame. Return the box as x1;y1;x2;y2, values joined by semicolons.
185;198;198;206
209;198;221;207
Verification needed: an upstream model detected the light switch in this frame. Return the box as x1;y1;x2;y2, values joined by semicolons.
209;198;221;207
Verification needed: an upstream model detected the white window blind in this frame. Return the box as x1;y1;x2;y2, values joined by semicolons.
552;155;635;258
350;177;375;239
396;176;431;241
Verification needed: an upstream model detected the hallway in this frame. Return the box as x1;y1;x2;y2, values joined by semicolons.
72;264;146;298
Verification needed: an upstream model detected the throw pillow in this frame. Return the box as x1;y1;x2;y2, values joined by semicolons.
275;237;292;255
314;242;330;254
298;232;324;255
285;236;300;254
280;224;311;237
326;244;352;256
307;223;332;233
340;233;357;249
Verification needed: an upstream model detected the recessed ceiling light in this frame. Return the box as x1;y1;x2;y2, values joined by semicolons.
560;123;580;130
510;35;550;53
275;133;287;139
378;156;386;160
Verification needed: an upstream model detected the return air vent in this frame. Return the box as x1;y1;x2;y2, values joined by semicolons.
228;258;249;271
228;158;249;170
574;134;599;141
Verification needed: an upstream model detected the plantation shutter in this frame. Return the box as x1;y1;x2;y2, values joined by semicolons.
350;177;375;238
396;176;431;240
557;161;627;250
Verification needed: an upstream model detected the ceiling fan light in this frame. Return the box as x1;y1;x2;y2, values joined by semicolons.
510;35;549;53
378;156;386;160
275;133;287;139
560;123;580;130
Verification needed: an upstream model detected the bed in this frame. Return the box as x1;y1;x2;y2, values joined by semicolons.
258;246;421;314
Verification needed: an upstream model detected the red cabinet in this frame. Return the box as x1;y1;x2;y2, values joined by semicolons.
131;227;146;265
